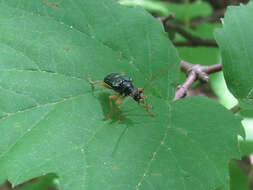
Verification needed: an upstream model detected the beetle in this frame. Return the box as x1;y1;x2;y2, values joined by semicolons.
88;73;155;121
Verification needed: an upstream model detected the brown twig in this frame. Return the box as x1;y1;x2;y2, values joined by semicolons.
158;16;218;47
0;181;12;190
235;155;253;189
230;104;241;114
173;60;222;101
165;21;218;47
157;14;175;27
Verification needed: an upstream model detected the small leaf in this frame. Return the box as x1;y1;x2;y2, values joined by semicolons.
215;2;253;108
229;161;250;190
15;174;58;190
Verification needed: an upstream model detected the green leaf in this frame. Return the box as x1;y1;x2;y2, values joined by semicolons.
170;97;244;190
242;118;253;142
214;2;253;109
240;140;253;156
210;72;238;109
230;118;253;190
187;23;222;40
0;1;243;190
240;109;253;118
177;47;220;66
229;161;250;190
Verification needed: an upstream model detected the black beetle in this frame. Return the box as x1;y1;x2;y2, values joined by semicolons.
88;73;155;121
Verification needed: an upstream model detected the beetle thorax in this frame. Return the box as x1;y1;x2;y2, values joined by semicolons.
121;81;134;95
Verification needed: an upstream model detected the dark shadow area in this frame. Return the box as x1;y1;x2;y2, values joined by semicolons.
0;173;58;190
97;92;134;124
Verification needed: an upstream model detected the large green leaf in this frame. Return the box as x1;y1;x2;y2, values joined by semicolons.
215;2;253;109
0;0;243;190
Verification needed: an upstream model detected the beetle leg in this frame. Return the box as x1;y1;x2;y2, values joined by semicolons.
142;98;156;117
137;89;155;117
144;103;156;117
144;104;156;117
104;97;114;121
137;88;146;99
104;94;121;121
109;94;121;99
115;96;126;122
105;94;126;122
115;96;126;105
117;106;123;122
88;76;112;89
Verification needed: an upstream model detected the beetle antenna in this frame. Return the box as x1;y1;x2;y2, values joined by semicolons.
143;66;170;89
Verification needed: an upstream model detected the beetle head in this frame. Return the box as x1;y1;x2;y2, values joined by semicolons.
131;88;146;103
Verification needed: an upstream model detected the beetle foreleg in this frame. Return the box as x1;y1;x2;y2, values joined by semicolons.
137;88;144;92
144;104;156;117
109;94;121;99
142;99;156;117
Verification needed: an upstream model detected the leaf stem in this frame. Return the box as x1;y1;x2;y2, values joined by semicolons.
230;104;241;114
158;16;218;47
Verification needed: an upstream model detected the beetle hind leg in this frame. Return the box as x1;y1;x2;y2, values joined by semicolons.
88;76;112;89
104;95;126;122
115;96;126;122
104;94;120;121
